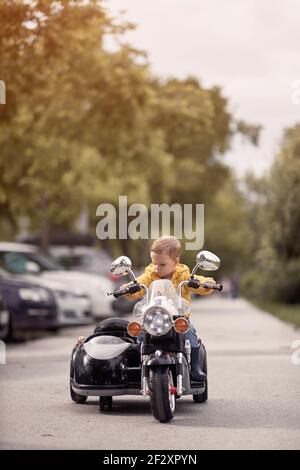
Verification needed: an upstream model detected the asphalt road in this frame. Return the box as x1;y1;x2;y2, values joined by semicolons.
1;297;300;450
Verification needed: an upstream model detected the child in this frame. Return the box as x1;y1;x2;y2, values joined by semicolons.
123;236;216;381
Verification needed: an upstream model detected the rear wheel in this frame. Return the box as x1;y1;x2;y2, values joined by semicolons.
149;368;175;422
69;381;87;404
193;346;208;403
70;353;87;404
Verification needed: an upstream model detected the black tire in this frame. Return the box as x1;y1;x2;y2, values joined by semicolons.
99;396;112;412
46;326;60;333
148;367;175;422
69;380;87;403
193;346;208;403
0;310;10;341
69;353;87;404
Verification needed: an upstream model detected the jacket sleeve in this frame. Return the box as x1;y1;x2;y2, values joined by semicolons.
124;271;151;301
190;275;215;296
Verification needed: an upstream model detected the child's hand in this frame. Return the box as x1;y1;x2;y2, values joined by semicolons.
204;277;216;287
76;335;85;346
201;276;216;295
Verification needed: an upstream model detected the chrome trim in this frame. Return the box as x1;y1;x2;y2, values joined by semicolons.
139;284;149;303
127;267;137;282
177;280;190;311
72;386;141;397
176;352;184;395
184;339;191;365
141;354;148;397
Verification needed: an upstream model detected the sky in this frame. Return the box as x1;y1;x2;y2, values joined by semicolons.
106;0;300;177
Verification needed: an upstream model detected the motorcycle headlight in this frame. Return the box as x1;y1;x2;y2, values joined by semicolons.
19;287;50;303
143;307;172;336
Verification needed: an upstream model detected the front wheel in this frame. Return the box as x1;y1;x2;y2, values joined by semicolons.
148;368;175;423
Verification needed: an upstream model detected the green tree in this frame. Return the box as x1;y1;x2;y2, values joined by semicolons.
0;0;158;249
241;123;300;303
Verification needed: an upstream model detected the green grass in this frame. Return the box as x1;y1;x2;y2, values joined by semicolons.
250;299;300;328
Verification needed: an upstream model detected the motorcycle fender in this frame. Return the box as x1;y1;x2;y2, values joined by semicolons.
146;352;176;368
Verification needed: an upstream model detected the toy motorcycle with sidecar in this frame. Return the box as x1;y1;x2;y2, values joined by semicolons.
70;250;222;422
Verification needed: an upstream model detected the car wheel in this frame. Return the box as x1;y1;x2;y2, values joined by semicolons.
0;309;11;341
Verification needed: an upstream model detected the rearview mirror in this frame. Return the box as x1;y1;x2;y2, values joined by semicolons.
110;256;133;276
195;250;220;271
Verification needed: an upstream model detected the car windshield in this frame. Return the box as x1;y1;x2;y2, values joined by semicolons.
133;279;190;319
53;253;111;274
0;251;63;274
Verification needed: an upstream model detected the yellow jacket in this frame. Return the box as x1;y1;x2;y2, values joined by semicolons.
125;263;214;305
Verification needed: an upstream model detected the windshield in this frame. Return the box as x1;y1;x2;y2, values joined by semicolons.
133;279;190;319
0;251;63;274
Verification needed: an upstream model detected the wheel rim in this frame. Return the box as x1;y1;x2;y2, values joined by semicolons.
168;372;175;413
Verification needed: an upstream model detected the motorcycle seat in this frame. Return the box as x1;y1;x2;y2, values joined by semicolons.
94;317;129;333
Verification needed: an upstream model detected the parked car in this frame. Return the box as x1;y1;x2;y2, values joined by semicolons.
22;275;93;327
0;243;114;319
0;268;58;340
49;246;113;276
49;245;136;315
49;245;123;287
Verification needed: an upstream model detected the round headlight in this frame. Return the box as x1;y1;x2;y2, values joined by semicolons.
143;307;172;336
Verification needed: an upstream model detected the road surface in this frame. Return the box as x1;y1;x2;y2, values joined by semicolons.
1;297;300;450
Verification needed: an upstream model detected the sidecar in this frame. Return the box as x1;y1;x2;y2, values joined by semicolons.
70;318;141;411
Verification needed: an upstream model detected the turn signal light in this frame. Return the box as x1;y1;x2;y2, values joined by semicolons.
174;317;189;334
127;321;142;337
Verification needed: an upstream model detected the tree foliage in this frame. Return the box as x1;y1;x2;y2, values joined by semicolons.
0;0;260;260
241;123;300;303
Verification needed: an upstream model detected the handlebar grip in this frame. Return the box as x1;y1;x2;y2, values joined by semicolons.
107;288;128;298
187;279;201;289
188;279;223;291
113;290;126;298
202;282;223;291
107;283;142;298
128;284;142;294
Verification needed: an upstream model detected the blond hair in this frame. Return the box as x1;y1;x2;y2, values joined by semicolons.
150;236;181;260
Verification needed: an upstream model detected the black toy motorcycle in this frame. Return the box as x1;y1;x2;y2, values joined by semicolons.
70;250;222;422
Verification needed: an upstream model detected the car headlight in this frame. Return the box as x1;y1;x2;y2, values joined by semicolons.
54;290;72;300
19;287;50;302
143;307;172;336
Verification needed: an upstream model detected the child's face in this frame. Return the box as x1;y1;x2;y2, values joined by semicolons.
150;251;179;278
